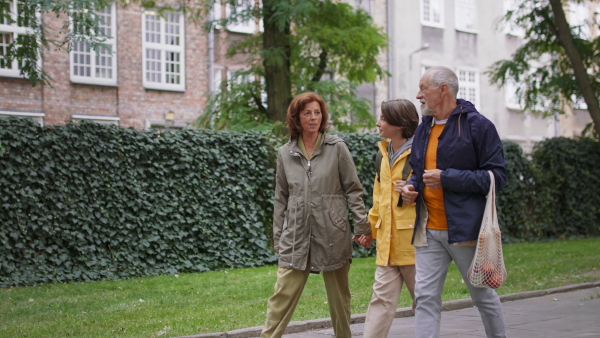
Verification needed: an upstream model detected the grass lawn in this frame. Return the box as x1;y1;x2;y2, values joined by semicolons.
1;238;599;337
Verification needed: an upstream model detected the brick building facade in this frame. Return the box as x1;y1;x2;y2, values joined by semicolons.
1;1;218;129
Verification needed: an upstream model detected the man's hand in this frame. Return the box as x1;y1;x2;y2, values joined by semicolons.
423;169;443;190
401;184;418;205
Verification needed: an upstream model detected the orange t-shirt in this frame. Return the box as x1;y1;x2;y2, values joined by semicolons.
423;124;448;230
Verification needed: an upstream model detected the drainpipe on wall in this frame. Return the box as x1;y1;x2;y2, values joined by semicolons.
208;6;215;92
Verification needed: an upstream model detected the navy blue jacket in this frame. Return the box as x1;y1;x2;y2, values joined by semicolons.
407;99;507;244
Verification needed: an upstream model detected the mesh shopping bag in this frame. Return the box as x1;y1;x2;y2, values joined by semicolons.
467;171;507;289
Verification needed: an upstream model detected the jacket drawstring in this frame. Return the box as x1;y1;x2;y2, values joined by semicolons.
291;198;297;268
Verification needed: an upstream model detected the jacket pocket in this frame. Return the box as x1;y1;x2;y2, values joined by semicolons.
321;194;349;232
395;205;416;230
329;209;348;231
395;216;416;230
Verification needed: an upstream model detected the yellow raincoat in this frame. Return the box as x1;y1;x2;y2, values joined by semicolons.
368;139;417;266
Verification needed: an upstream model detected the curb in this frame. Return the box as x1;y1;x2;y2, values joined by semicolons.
181;281;600;338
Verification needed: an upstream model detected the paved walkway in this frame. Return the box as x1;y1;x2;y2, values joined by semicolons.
186;282;600;338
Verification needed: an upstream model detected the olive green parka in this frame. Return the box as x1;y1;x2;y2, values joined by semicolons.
273;133;370;272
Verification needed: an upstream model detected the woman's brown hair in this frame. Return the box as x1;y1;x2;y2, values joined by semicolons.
380;99;419;139
286;92;329;139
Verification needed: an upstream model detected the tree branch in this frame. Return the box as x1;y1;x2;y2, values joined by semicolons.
311;49;328;82
253;94;268;117
548;0;600;134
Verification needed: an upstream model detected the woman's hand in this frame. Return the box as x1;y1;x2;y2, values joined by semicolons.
352;234;372;249
359;234;373;249
395;180;406;193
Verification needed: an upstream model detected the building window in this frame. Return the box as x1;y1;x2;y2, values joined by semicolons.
212;66;224;92
142;9;185;91
455;0;477;33
349;0;371;15
214;0;258;34
0;0;36;78
503;0;525;37
70;2;117;86
421;0;444;28
0;110;44;125
504;81;523;110
71;114;120;125
457;68;479;107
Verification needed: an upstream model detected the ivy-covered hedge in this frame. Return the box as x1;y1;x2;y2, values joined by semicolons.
0;118;277;287
529;137;600;239
496;138;600;241
497;140;536;242
1;118;598;286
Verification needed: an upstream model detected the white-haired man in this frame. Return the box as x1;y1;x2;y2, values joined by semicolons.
402;66;507;338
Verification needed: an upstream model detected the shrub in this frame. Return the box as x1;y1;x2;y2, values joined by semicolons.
0;118;277;286
529;137;600;238
497;141;536;242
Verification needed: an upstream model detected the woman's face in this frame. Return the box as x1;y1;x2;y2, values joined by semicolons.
299;101;322;135
376;116;402;139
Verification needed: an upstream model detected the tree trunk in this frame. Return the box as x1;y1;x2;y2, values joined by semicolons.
549;0;600;135
262;0;292;124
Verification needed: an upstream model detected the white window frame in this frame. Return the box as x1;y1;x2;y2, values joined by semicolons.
504;81;524;110
455;0;477;33
142;9;186;91
0;0;37;78
214;0;258;34
0;110;44;125
456;67;480;108
69;2;118;86
212;66;224;92
71;114;120;125
420;0;444;28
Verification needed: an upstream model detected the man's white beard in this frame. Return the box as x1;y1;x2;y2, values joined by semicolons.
421;104;434;117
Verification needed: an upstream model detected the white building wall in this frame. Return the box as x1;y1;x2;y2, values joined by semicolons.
359;0;592;153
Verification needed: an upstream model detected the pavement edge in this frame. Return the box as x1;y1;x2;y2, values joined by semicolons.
181;281;600;338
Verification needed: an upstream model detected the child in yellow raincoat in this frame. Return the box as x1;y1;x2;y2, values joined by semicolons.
354;99;420;338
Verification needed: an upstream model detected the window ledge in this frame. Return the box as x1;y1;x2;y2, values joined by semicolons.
455;28;478;34
421;22;445;29
143;83;186;92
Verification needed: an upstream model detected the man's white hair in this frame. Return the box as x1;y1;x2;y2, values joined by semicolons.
426;66;459;99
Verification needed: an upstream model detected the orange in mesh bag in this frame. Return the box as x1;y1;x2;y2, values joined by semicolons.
467;171;507;289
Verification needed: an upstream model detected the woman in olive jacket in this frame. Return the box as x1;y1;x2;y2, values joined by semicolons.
261;92;370;338
356;99;420;338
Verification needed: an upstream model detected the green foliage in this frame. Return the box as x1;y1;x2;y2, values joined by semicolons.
0;118;277;287
197;0;384;131
2;118;598;287
293;0;387;84
1;238;599;336
581;122;599;140
529;137;600;238
487;0;600;119
496;141;536;242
